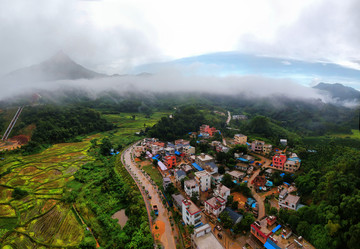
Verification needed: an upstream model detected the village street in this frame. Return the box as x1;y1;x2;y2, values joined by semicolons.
121;145;177;249
246;153;273;220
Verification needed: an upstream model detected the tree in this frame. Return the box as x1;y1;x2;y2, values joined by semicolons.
218;165;225;174
191;191;199;203
237;212;255;231
227;195;234;206
231;201;239;210
219;211;233;229
221;173;234;188
100;138;112;156
12;188;28;200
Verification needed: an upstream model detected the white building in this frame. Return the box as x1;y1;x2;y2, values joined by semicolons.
279;190;300;211
213;184;230;201
182;199;202;226
205;197;226;217
195;171;212;191
191;224;224;249
184;179;200;199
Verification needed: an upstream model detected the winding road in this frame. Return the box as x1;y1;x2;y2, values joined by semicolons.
121;143;176;249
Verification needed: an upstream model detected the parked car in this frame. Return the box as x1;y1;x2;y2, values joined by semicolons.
216;225;222;231
153;205;159;216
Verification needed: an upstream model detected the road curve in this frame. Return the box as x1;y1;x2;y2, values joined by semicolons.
121;143;176;249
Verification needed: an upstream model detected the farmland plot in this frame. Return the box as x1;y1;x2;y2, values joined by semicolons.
0;139;93;248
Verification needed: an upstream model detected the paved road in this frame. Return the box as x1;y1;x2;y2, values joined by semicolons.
121;144;176;249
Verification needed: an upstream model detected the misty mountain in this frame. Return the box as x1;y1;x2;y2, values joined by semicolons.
134;51;360;86
313;82;360;101
3;51;107;83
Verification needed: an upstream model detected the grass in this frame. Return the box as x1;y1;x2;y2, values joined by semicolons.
142;164;164;189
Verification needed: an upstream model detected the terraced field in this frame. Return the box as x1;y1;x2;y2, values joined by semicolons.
0;112;169;248
0;139;95;248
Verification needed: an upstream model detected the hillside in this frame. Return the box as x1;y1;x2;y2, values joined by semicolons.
3;51;106;83
313;82;360;101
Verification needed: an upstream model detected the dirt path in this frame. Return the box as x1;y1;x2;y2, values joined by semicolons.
122;144;176;249
247;169;265;220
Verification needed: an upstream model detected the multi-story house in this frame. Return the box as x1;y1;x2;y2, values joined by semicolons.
184;179;200;198
195;171;212;191
195;153;214;167
272;154;287;170
213;184;230;200
182;199;202;226
251;140;265;152
234;134;247;145
205;197;226;217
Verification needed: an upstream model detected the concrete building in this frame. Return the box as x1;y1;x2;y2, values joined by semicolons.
183;145;195;155
223;207;243;224
213;184;230;201
279;191;300;211
284;157;301;172
164;155;176;168
191;224;224;249
172;193;185;212
205;196;226;217
182;199;202;226
133;145;145;157
175;139;190;146
184;179;200;199
228;170;246;183
195;171;212;191
272;154;287;170
163;177;171;190
175;170;187;182
251;140;265;152
195;153;215;167
263;144;273;154
204;162;218;175
234;134;247;145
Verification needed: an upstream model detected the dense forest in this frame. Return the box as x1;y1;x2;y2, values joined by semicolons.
271;145;360;249
11;105;114;153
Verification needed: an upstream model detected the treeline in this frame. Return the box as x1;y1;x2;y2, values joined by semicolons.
148;106;207;141
277;145;360;249
16;105;113;152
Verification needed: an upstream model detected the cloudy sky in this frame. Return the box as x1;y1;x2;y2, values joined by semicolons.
0;0;359;76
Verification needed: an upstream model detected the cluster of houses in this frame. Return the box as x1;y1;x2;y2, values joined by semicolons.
134;124;306;248
249;216;313;249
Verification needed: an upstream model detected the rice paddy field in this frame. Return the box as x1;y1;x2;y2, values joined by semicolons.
0;112;168;248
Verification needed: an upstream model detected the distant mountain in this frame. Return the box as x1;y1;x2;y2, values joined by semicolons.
134;51;360;85
313;82;360;101
3;51;107;83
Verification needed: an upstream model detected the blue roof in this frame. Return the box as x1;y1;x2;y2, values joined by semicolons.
288;157;301;162
280;173;285;177
152;157;159;161
246;142;250;145
251;203;256;208
155;154;160;158
237;158;249;162
246;198;256;206
192;163;204;171
272;224;282;233
264;239;281;249
175;150;181;156
198;134;203;137
188;132;192;134
265;180;273;187
284;182;290;185
194;222;203;228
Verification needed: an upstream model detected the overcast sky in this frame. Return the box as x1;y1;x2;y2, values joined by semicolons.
0;0;359;75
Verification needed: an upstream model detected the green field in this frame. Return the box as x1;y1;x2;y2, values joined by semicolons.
0;112;167;248
141;164;164;190
103;112;170;145
303;129;360;149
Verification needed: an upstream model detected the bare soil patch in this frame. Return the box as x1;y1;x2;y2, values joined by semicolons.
111;209;129;228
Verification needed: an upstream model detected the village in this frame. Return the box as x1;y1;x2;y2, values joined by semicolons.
129;124;315;249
